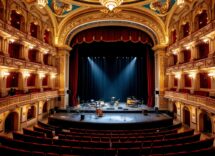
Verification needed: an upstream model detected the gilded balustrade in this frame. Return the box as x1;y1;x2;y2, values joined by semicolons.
0;91;58;113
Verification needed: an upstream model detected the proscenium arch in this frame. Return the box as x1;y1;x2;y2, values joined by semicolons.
65;20;157;46
57;9;167;46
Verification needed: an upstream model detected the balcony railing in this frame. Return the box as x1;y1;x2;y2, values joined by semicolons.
0;90;58;113
168;21;214;51
166;57;215;73
0;20;55;54
0;55;57;73
164;91;215;112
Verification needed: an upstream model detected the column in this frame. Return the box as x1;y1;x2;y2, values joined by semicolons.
57;45;71;108
208;38;215;57
37;52;43;64
23;45;29;61
168;74;174;89
190;44;197;61
35;74;42;92
18;72;28;93
153;45;168;110
0;71;7;97
2;38;9;56
19;44;26;60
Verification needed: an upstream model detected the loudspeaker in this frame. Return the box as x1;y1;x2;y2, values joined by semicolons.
80;114;85;120
154;107;159;113
155;91;159;94
143;110;148;116
57;96;61;101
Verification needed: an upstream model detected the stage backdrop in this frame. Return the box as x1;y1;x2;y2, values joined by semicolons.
69;26;154;107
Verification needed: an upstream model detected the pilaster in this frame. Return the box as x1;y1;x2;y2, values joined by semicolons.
153;45;168;110
56;45;71;108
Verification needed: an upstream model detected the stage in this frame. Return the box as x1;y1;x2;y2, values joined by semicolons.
49;103;173;130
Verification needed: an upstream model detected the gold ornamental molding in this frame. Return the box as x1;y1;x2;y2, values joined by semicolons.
56;10;167;46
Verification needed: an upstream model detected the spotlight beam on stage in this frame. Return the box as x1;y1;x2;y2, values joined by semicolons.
88;57;137;101
110;57;137;100
88;57;111;99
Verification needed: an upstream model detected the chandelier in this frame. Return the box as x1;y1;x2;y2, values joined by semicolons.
177;0;184;7
37;0;48;8
100;0;123;11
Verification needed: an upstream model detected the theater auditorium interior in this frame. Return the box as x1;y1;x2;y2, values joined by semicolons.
0;0;215;155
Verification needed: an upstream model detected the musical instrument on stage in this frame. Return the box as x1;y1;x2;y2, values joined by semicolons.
127;97;139;105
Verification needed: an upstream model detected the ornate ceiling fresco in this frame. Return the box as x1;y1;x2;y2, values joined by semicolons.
26;0;178;17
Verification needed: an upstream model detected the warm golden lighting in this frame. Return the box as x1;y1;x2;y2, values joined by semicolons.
100;0;123;11
37;0;48;8
177;0;184;7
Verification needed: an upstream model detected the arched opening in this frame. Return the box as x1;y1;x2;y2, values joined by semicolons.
199;112;212;133
8;42;22;59
199;72;211;89
4;112;19;133
197;43;209;60
28;49;39;63
43;102;48;113
182;49;191;63
183;106;190;127
44;29;51;44
27;106;36;120
42;74;48;86
181;22;189;38
10;10;25;31
43;54;50;65
30;22;39;38
0;0;4;20
69;26;155;107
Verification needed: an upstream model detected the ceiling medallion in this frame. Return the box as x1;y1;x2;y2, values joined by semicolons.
100;0;123;11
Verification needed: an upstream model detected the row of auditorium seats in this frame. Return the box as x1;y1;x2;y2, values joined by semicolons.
0;134;214;156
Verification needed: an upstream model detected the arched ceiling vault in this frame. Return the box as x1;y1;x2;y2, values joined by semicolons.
24;0;187;47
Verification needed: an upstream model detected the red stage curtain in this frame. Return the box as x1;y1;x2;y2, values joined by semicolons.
69;48;79;106
200;73;211;88
70;27;154;106
71;27;153;47
146;46;155;107
6;72;18;88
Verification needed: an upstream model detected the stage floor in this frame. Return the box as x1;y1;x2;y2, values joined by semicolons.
50;112;171;124
57;102;155;113
49;103;173;129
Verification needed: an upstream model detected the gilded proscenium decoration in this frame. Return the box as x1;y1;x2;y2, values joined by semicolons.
57;11;166;45
48;0;80;16
144;0;176;15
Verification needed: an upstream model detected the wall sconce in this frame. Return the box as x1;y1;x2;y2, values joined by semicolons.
0;71;10;79
44;50;49;54
203;38;209;43
175;73;181;79
9;38;15;43
208;72;215;79
23;71;30;78
188;73;196;79
51;73;56;79
39;73;45;79
172;50;178;55
29;44;35;50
